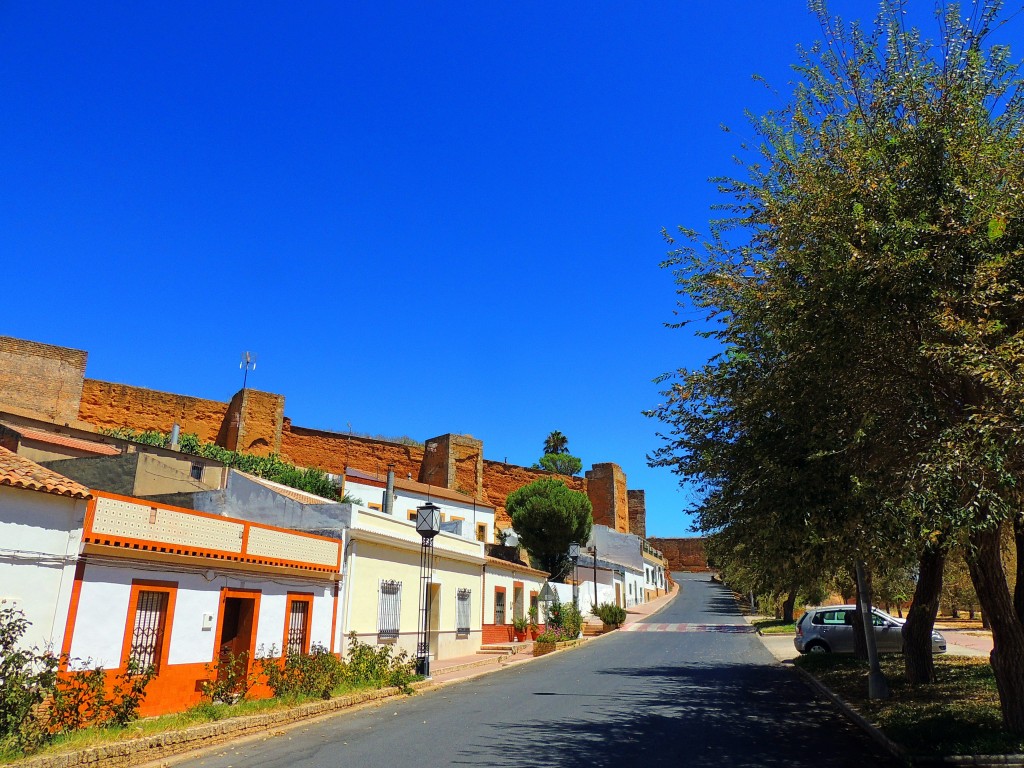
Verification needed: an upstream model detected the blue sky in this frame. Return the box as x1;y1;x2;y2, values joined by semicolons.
2;3;1020;537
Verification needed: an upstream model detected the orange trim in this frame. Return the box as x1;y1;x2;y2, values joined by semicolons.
282;592;314;655
213;587;262;664
86;492;341;574
90;491;342;546
119;579;178;673
329;583;339;654
59;558;88;668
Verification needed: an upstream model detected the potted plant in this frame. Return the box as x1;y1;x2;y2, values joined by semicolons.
528;605;540;639
594;602;627;632
512;615;529;642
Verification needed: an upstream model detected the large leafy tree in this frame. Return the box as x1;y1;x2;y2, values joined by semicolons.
507;478;593;580
649;0;1024;728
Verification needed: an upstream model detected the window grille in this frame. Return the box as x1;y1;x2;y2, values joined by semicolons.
378;580;402;639
456;589;471;635
286;600;309;655
129;590;168;670
190;461;203;481
494;590;506;625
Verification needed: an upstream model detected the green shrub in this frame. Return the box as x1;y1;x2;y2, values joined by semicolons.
343;634;417;693
50;660;156;732
594;602;627;628
0;608;59;754
257;644;344;700
202;651;257;704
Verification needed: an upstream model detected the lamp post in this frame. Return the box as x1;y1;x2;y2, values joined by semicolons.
415;501;441;678
568;542;580;612
589;544;598;614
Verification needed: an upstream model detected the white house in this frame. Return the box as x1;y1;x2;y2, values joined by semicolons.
0;446;90;651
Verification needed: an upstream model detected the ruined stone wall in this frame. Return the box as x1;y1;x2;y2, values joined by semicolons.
78;380;231;442
236;390;285;456
280;424;425;478
480;460;589;530
649;537;708;571
627;489;646;538
419;434;483;499
0;337;87;424
585;463;629;533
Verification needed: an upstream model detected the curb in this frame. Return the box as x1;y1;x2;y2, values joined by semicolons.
793;666;1024;767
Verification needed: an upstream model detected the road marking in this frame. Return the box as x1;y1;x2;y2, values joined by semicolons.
623;623;755;633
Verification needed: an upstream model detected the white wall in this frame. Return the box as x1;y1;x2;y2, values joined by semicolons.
69;560;336;668
0;486;85;650
345;480;496;543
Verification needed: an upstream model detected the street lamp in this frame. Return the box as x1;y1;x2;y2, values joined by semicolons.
589;544;598;614
568;542;580;611
415;501;441;678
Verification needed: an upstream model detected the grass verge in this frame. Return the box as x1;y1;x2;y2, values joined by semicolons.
796;654;1024;758
752;618;796;635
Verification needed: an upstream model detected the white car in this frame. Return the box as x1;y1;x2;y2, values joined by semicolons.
794;605;946;655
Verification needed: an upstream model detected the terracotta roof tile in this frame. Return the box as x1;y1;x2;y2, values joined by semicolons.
10;426;120;456
0;446;92;499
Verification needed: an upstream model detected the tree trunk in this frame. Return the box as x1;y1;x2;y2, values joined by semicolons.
851;566;869;660
1015;514;1024;624
904;545;944;684
782;589;796;624
967;527;1024;734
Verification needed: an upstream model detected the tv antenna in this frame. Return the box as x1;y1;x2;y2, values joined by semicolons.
240;352;257;389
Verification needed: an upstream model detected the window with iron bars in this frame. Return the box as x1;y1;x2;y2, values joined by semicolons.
378;580;402;639
129;590;168;671
286;599;310;655
494;589;506;625
456;589;471;635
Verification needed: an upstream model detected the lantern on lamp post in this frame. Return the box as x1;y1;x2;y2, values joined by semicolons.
415;501;441;677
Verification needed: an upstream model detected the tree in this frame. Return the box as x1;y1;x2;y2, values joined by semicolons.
506;478;593;580
648;0;1024;727
543;431;569;456
537;453;583;477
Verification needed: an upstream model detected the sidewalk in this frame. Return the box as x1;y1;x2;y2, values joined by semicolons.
428;581;682;685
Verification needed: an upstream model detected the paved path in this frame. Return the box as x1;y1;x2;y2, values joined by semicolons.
169;573;895;768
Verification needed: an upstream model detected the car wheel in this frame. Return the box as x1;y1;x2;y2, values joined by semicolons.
806;641;830;654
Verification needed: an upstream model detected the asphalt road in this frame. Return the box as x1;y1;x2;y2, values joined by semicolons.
174;573;896;768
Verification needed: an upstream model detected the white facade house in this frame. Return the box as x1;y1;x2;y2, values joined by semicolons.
0;447;90;652
343;470;497;546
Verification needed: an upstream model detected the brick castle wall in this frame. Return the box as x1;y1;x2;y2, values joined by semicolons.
627;489;646;538
78;380;232;443
280;423;425;481
649;537;708;571
0;337;87;424
585;463;629;533
1;336;649;539
480;459;590;531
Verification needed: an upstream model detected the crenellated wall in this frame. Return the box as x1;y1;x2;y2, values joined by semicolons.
1;336;654;541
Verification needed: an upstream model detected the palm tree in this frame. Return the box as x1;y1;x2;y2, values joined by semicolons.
543;430;568;455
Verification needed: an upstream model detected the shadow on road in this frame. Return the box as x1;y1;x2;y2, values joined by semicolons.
448;663;895;768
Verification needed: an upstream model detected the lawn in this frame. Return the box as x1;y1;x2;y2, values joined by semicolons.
752;618;797;635
796;655;1024;758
